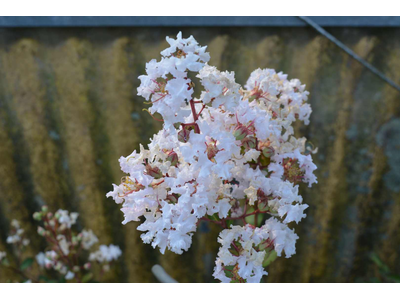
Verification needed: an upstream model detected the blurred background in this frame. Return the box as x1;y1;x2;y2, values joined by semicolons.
0;16;399;283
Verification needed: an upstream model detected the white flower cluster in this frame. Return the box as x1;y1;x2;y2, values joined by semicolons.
6;219;30;246
56;209;79;229
213;218;298;283
81;229;99;250
36;250;78;280
107;32;317;282
89;244;122;263
34;208;121;281
137;32;210;128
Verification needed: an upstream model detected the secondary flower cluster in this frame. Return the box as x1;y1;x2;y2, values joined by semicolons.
107;32;317;283
0;207;122;283
6;220;30;248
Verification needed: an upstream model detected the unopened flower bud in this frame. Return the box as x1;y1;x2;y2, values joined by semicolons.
41;205;48;213
165;150;179;166
55;262;63;271
177;128;190;143
145;164;163;179
49;220;56;228
33;212;42;221
37;226;46;236
77;233;83;241
47;212;53;219
241;136;257;149
233;124;249;140
166;194;178;204
83;263;91;270
54;212;61;219
262;146;275;158
258;201;269;212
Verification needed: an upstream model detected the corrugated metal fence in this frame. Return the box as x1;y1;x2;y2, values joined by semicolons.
0;26;399;282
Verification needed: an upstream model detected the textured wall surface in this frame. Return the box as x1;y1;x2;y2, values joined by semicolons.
0;27;399;283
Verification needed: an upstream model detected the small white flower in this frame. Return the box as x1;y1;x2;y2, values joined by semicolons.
57;210;79;228
89;244;122;263
65;271;75;280
81;229;99;250
0;251;7;261
36;252;46;267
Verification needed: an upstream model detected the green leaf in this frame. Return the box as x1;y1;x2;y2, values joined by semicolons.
244;207;255;224
209;213;220;222
82;273;93;283
226;219;234;228
370;253;390;273
256;214;264;227
262;250;278;268
20;258;34;271
1;257;10;267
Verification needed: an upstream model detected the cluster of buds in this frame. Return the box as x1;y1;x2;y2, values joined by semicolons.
107;32;317;283
0;206;122;283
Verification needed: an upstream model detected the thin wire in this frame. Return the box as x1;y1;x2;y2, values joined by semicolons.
298;16;400;93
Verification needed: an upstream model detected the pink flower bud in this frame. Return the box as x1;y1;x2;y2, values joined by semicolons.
37;226;45;236
84;263;91;270
166;194;178;204
262;146;275;158
145;164;163;179
165;150;179;166
33;212;42;221
233;124;249;140
177;128;190;143
241;136;257;149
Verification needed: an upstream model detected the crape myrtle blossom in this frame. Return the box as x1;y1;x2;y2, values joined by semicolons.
89;244;122;263
6;219;30;247
107;32;317;283
34;208;122;281
0;207;122;283
213;218;298;283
